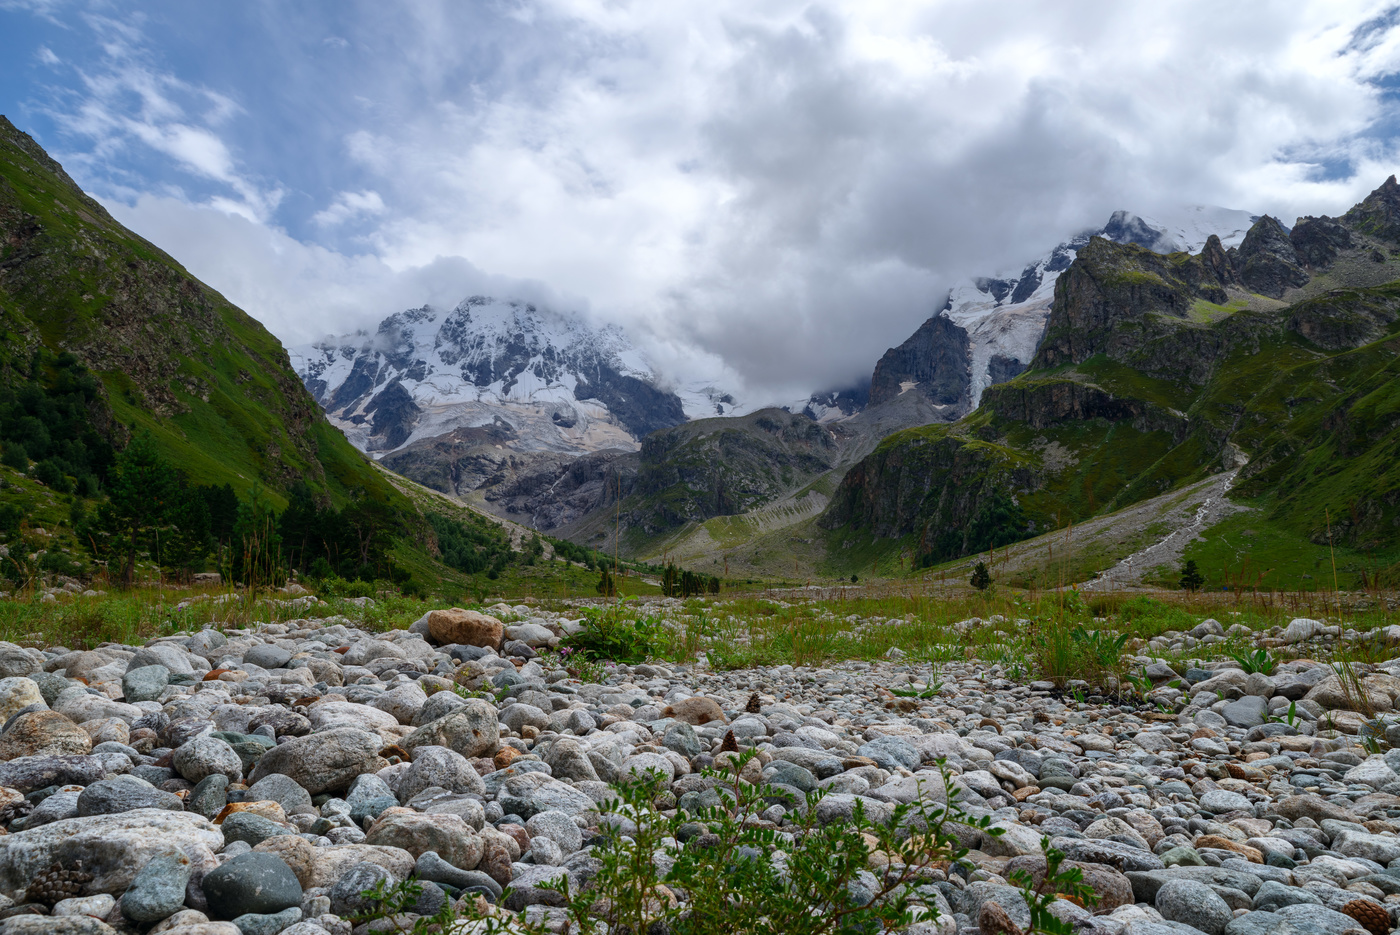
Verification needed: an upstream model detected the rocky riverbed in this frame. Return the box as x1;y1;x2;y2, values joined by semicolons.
0;605;1396;935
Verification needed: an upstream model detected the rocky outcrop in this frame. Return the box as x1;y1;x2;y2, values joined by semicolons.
869;315;971;408
1235;216;1309;298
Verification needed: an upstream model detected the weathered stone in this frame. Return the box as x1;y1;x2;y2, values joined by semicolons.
427;609;504;648
0;809;222;897
246;727;385;795
401;701;500;760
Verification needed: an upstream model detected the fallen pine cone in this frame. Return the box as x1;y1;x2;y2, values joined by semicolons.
26;861;92;907
1343;900;1391;935
719;730;739;753
745;692;761;714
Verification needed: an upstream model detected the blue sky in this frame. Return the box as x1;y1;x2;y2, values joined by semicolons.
3;1;1400;400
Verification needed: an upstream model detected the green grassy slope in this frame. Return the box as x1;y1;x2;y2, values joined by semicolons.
0;116;398;509
821;184;1400;584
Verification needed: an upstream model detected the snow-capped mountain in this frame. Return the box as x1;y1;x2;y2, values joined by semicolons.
870;206;1258;412
290;296;745;459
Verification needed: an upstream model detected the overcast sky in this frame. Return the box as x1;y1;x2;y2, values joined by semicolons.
3;1;1400;403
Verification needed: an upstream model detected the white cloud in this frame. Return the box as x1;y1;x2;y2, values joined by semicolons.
36;44;59;65
312;189;386;227
26;1;1400;402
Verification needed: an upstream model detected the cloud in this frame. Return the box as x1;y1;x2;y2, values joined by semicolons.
312;189;386;227
15;0;1400;404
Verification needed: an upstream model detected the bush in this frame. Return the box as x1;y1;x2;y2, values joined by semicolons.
32;459;71;493
563;606;665;664
1;444;26;472
354;754;1006;935
39;550;85;578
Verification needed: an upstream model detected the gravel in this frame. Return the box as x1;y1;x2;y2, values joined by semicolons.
0;603;1395;935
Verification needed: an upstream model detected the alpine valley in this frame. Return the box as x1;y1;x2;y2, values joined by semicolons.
8;103;1400;595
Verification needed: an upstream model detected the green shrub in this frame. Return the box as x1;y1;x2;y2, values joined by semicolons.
38;550;85;578
354;754;1002;935
1116;595;1194;637
1;444;26;472
562;605;665;664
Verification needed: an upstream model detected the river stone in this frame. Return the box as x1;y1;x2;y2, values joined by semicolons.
188;774;230;820
1155;879;1233;935
201;852;302;920
127;643;196;675
246;727;385;795
1252;879;1322;912
496;771;596;819
121;665;170;703
427;609;504;649
0;643;43;678
173;736;243;784
121;851;194;923
0;677;45;723
301;844;415;889
243;645;292;670
0;710;93;758
245;773;313;816
0;809;222;897
363;812;484;869
1199;790;1253;813
396;745;485;802
328;861;390;917
0;918;118;933
1125;867;1265;904
76;775;183;816
220;812;293;849
0;752;131;792
1221;696;1269;729
401;701;500;759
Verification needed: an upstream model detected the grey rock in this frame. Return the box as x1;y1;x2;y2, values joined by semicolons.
542;738;600;783
121;665;170;703
1126;868;1265;905
231;907;303;935
499;703;549;734
1051;837;1165;872
396;745;484;803
247;727;384;795
244;645;292;670
173;736;244;784
1155;879;1233;935
328;861;390;917
188;773;231;819
400;701;500;759
221;812;295;848
121;851;194;923
0;753;132;792
1252;879;1321;912
1221;696;1269;729
526;809;584;854
246;774;313;816
202;852;303;920
662;721;702;758
76;775;183;816
127;643;196;675
1199;790;1253;814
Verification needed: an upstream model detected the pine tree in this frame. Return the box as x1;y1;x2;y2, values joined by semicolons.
970;561;992;592
1180;559;1205;592
97;432;178;587
597;564;616;597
